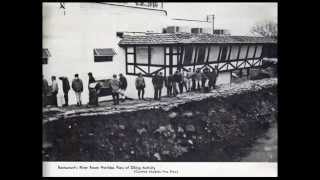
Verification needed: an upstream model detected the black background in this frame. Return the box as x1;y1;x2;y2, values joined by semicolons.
2;0;308;178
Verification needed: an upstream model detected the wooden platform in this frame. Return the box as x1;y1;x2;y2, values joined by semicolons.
43;78;277;124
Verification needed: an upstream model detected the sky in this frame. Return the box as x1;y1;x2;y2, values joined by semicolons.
163;3;278;36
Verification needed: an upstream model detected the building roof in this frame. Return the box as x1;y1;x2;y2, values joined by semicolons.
118;33;277;46
94;48;116;56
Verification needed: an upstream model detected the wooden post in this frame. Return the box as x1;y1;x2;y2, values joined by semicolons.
217;45;222;62
244;44;250;69
133;46;136;75
169;46;173;74
206;46;211;64
148;45;151;75
193;46;198;71
236;44;241;69
179;46;184;70
226;45;232;70
125;47;128;74
164;46;166;77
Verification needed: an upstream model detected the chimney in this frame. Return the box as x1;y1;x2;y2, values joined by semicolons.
206;14;215;34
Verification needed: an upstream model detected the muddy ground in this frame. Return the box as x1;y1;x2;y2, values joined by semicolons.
43;85;277;162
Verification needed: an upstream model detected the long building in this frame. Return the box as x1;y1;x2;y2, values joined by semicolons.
42;2;277;106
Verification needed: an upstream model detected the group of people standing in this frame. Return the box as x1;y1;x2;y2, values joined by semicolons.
137;65;219;101
42;73;128;107
42;66;218;107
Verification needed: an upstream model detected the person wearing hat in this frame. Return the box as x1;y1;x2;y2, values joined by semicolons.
59;76;70;107
110;74;120;105
72;74;83;106
135;73;145;100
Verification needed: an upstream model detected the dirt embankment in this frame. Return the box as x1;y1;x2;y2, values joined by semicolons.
43;81;277;162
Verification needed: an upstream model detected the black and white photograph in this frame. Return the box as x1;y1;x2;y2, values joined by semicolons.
42;2;278;177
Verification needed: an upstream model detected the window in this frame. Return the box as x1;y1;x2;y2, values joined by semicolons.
208;46;220;62
183;46;193;65
197;46;206;63
151;47;164;65
42;48;51;65
94;48;116;62
230;45;240;60
247;45;256;58
136;46;148;64
239;45;248;59
255;45;263;58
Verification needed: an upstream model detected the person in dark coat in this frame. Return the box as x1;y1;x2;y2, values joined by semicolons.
110;74;121;105
88;72;96;86
152;72;165;100
165;73;174;97
59;76;70;106
88;72;100;106
43;76;49;107
119;73;128;102
204;67;213;92
177;70;184;93
135;73;145;100
211;65;219;89
191;69;197;91
207;67;216;90
172;70;180;96
72;74;84;106
50;76;59;107
201;68;209;91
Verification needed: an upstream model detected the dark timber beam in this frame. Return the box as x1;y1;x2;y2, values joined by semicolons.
169;47;173;74
164;47;167;76
226;45;232;70
148;45;151;74
245;44;250;64
217;45;222;62
206;46;211;64
193;46;198;71
236;45;241;68
133;46;136;75
125;47;128;74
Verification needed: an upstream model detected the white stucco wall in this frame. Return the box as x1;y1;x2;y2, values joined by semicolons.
43;3;167;105
43;3;260;106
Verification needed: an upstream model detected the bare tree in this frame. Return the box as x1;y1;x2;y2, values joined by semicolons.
251;21;277;38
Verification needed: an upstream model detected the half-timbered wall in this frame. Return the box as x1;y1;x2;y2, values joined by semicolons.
124;43;265;78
